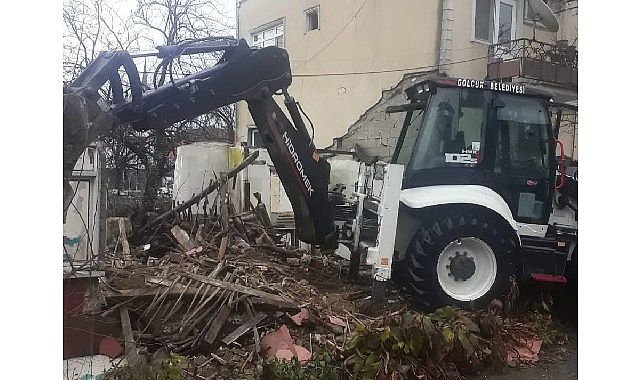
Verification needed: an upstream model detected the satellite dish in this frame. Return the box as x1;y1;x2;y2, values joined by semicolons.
527;0;559;38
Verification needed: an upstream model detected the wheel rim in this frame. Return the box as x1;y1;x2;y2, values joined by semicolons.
436;237;497;301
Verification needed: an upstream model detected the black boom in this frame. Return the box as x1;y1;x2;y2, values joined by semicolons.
63;37;335;246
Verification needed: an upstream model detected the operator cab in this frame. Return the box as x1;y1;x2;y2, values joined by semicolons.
391;78;556;225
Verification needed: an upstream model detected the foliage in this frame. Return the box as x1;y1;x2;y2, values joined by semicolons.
342;306;530;380
252;350;346;380
102;352;186;380
525;309;567;347
509;284;569;348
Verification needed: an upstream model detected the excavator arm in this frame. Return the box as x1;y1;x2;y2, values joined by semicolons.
63;37;335;246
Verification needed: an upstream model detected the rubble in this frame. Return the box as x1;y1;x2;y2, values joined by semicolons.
99;218;383;375
82;153;568;379
93;153;404;379
507;338;543;365
260;325;312;363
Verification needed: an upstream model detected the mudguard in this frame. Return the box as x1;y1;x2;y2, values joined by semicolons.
400;185;518;230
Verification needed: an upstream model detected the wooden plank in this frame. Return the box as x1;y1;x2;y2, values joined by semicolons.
245;300;261;352
140;149;259;228
221;312;267;345
105;270;299;310
183;272;231;326
119;307;138;366
218;236;228;261
203;304;233;344
180;272;297;309
106;288;180;298
103;288;298;311
170;225;194;251
220;171;229;231
181;295;227;343
149;181;219;226
118;218;131;262
143;275;180;317
184;263;224;319
164;278;192;322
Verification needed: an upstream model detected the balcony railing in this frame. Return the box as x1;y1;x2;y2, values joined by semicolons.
486;38;577;88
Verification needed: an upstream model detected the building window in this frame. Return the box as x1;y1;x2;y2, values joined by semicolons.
251;20;284;48
496;0;516;44
305;6;319;32
474;0;517;44
474;0;494;42
247;127;264;147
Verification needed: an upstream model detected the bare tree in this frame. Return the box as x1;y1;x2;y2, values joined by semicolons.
63;0;235;214
63;0;138;83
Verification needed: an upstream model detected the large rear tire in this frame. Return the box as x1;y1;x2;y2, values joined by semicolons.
405;206;517;310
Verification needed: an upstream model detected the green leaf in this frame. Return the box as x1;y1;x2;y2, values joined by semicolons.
363;353;382;378
380;326;391;342
462;316;481;333
422;316;436;335
347;334;364;350
458;333;474;357
365;352;380;366
442;327;455;343
435;306;456;319
409;332;423;356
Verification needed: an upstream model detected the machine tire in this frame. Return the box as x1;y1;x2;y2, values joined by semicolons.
405;205;517;311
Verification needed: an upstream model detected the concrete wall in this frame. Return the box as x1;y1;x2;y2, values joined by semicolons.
552;0;579;47
236;0;574;151
326;71;435;162
237;0;440;149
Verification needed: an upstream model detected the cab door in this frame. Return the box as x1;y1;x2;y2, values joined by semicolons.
488;93;555;225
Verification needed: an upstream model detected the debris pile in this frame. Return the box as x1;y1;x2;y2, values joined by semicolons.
97;152;405;378
88;154;568;380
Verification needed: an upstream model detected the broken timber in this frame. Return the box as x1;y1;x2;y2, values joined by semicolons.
170;225;194;251
103;275;298;311
119;306;145;368
147;151;259;227
221;311;268;345
150;180;220;226
203;304;233;344
118;218;132;263
180;272;297;310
